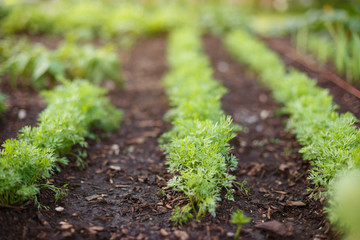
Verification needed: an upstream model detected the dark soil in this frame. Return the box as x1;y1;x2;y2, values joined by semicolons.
0;83;45;144
0;35;338;240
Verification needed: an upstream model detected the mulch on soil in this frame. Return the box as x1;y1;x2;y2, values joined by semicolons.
0;35;338;240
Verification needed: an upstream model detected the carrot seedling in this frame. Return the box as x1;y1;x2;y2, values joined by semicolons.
230;209;251;239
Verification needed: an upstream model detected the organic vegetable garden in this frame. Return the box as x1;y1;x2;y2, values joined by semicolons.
1;0;360;239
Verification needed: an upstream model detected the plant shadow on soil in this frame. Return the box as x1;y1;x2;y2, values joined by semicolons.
0;36;337;240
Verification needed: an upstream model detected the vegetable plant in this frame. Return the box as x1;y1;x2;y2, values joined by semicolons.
224;28;360;239
230;209;251;239
162;28;241;225
0;38;122;89
0;80;122;205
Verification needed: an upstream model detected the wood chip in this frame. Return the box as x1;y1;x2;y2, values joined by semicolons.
88;226;104;234
59;221;73;230
126;137;146;145
114;184;130;188
286;200;306;207
259;187;268;193
109;165;121;171
174;230;189;240
267;207;271;219
274;190;287;194
85;194;100;201
288;182;296;187
255;220;292;237
279;194;285;202
160;229;168;237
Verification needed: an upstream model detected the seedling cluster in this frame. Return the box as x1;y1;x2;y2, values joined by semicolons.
0;80;122;205
161;28;241;225
0;38;122;89
225;29;360;239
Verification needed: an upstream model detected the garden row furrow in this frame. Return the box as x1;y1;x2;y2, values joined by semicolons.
160;28;241;225
225;29;360;239
0;80;122;205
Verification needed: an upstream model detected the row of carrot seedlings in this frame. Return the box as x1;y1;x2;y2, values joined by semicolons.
225;29;360;239
0;80;122;205
160;27;244;226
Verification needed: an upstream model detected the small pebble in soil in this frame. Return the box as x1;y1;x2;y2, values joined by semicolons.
226;232;235;237
55;207;64;212
174;230;189;240
217;61;229;73
260;110;271;119
111;144;120;155
160;229;168;237
18;109;26;119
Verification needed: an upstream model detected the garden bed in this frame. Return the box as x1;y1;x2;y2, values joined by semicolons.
0;35;342;239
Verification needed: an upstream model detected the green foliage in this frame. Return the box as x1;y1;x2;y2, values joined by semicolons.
0;3;56;35
170;205;194;226
0;91;7;115
41;80;122;133
42;182;69;203
327;170;360;240
0;0;248;43
0;80;122;205
292;11;360;82
0;38;122;89
0;0;193;41
225;29;360;238
230;209;251;239
199;1;248;35
162;28;241;224
0;139;56;205
54;42;122;86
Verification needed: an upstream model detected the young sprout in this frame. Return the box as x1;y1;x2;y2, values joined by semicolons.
230;209;251;239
